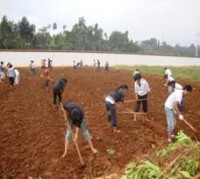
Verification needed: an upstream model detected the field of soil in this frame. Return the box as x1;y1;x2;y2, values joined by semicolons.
0;67;200;178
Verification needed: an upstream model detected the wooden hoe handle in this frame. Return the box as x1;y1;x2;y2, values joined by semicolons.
183;119;197;132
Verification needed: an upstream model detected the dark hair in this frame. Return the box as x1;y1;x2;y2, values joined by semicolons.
167;80;175;86
163;74;168;79
119;84;128;90
62;78;67;83
183;84;192;92
71;108;82;127
134;73;142;81
122;84;128;90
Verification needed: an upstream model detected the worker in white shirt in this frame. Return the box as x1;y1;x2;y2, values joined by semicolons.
14;68;20;85
167;80;183;94
167;80;185;110
164;84;192;143
164;67;172;77
134;73;150;113
166;76;176;93
164;67;174;86
30;60;36;75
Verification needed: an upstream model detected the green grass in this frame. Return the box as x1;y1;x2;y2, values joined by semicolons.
115;65;200;82
121;131;200;179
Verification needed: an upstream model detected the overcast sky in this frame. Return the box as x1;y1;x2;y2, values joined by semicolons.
1;0;200;46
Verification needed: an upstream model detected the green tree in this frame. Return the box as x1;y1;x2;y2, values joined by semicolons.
141;38;158;50
71;17;88;50
109;31;129;52
0;16;19;48
92;23;104;50
18;17;35;48
32;26;51;48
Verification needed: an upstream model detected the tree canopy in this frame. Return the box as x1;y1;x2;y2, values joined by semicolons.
0;15;199;57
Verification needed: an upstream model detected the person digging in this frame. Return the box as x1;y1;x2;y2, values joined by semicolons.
60;102;98;161
164;84;193;143
53;78;67;107
105;84;128;133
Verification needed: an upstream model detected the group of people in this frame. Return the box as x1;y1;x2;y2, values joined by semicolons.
73;60;83;71
92;59;110;71
72;59;110;72
52;77;98;157
163;67;192;143
41;58;53;70
39;59;112;157
29;58;53;76
105;67;192;145
105;69;151;133
0;61;20;87
1;63;193;159
30;59;54;92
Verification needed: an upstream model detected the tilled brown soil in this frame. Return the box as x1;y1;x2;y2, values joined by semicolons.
0;67;199;178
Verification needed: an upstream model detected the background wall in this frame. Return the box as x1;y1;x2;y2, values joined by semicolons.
0;51;200;67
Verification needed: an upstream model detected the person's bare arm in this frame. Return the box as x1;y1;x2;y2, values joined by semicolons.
173;101;184;120
74;127;79;142
60;103;67;121
40;72;43;78
173;101;181;115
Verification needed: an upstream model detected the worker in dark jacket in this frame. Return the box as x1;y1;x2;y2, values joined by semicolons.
53;78;67;106
61;101;98;157
105;84;128;133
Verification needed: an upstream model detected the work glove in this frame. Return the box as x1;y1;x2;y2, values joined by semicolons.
178;114;184;120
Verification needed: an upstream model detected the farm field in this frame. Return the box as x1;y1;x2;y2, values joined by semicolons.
0;67;200;178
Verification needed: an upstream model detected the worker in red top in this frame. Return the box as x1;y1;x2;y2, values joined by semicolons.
40;67;50;91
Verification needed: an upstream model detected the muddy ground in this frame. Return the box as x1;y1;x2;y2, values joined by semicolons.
0;67;199;178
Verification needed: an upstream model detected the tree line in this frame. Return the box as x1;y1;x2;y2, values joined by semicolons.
0;15;199;57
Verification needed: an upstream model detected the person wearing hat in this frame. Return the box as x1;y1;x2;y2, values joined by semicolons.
164;84;192;143
61;101;98;157
53;78;67;106
105;84;128;133
134;73;150;113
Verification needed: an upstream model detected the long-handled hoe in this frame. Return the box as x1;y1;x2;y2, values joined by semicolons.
118;109;148;121
60;103;85;167
182;118;197;132
124;98;152;103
